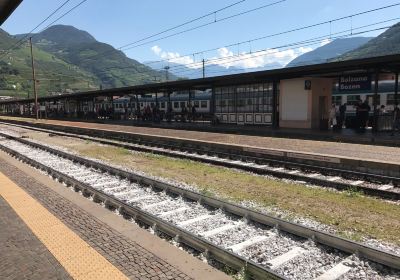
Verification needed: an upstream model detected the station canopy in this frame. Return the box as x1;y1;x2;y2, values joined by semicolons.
2;53;400;105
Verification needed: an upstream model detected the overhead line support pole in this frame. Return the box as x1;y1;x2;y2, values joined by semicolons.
202;59;205;78
29;37;38;119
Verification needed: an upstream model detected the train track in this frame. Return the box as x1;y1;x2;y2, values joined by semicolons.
1;121;399;201
0;131;399;280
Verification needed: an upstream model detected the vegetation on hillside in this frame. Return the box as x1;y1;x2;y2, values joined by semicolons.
0;29;99;98
333;22;400;61
26;25;173;88
1;25;174;98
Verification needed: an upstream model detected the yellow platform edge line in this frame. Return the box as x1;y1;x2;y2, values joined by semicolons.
0;173;128;280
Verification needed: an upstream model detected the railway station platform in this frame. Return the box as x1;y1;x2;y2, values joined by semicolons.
1;116;399;177
3;116;400;147
116;119;400;147
1;116;399;163
0;150;230;280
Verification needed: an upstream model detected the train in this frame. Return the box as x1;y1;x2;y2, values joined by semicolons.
15;80;399;128
108;90;212;120
108;80;398;124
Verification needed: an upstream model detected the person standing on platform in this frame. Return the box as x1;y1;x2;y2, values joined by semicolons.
188;103;192;122
181;104;187;122
192;104;196;122
338;103;346;128
328;104;338;129
355;100;362;130
167;102;172;122
359;99;371;131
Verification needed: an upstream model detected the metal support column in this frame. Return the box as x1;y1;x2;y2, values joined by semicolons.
272;80;278;128
395;72;399;105
372;69;379;133
211;87;216;116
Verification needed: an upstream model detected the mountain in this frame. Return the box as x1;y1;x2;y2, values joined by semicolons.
18;25;175;89
334;23;400;61
0;28;99;98
148;61;283;79
286;37;372;67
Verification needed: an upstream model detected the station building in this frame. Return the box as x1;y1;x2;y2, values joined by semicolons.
1;54;400;130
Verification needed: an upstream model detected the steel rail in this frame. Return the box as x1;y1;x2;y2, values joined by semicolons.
2;119;399;181
1;121;399;200
0;137;283;280
0;132;399;273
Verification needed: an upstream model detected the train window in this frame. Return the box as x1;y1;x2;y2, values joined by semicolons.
367;94;380;106
201;101;208;108
387;94;398;105
180;101;186;108
346;95;361;106
194;101;199;108
161;102;165;108
332;96;342;105
174;102;179;108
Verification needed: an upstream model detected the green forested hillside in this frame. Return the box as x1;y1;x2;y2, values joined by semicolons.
0;29;99;98
286;37;372;67
1;25;174;98
24;25;173;88
333;23;400;61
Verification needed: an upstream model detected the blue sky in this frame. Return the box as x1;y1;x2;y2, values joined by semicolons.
2;0;400;69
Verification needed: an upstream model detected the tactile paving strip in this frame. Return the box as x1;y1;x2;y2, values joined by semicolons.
0;172;128;280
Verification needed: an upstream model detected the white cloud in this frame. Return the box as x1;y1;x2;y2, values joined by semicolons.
151;45;201;68
151;45;314;70
320;38;331;46
151;45;162;56
211;46;313;68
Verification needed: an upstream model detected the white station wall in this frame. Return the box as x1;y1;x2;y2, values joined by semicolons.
281;79;309;121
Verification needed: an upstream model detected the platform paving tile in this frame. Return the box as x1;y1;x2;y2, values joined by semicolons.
0;159;192;280
0;196;72;280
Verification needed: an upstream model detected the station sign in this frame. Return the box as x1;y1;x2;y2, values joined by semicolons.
338;74;371;91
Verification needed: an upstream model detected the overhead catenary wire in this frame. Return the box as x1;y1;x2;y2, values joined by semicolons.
14;19;393;87
93;16;399;77
86;2;400;76
74;0;285;63
36;0;89;33
76;2;400;73
142;2;400;68
3;3;399;93
1;25;393;93
9;22;388;93
8;1;397;80
0;0;89;63
118;0;247;50
120;0;287;51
